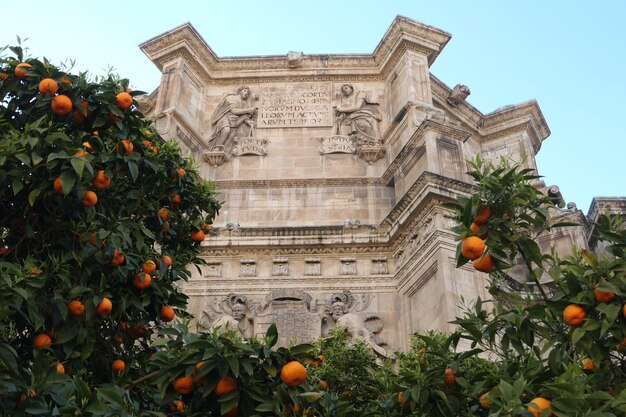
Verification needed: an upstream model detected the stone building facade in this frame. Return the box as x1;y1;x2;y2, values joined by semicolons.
138;16;624;352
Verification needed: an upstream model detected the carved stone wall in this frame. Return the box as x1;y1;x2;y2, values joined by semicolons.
140;16;598;351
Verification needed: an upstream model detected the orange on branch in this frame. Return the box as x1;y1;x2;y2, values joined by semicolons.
175;168;186;176
161;255;172;268
53;177;63;194
527;397;551;417
280;361;307;387
115;92;133;110
461;236;485;260
110;249;125;266
479;392;491;409
190;230;205;242
15;62;32;78
111;359;125;374
594;284;615;303
171;400;185;412
563;304;586;326
142;260;156;274
582;358;594;370
82;190;98;207
33;333;52;349
55;363;65;374
38;78;58;95
473;206;491;225
92;170;111;189
473;254;494;273
115;139;133;155
67;300;85;317
96;297;112;316
160;305;175;322
173;375;194;395
157;208;169;221
443;368;456;386
133;272;152;289
215;376;237;396
51;94;72;116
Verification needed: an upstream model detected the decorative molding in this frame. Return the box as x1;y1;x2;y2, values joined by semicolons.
304;258;321;276
358;145;385;164
203;150;229;167
340;258;357;275
272;258;289;276
371;257;389;275
240;258;256;277
204;260;222;278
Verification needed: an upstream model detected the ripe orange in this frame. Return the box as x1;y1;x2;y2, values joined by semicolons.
115;139;133;155
82;190;98;207
280;361;307;387
479;391;491;409
160;305;175;322
15;62;32;79
190;230;205;242
161;255;172;268
318;380;328;390
461;236;485;260
623;304;626;319
110;249;125;266
0;73;8;80
96;297;112;316
473;207;491;225
582;358;594;370
527;397;551;417
33;334;52;349
92;170;111;189
28;266;42;276
594;283;615;303
51;95;72;116
171;194;182;204
215;376;237;396
111;359;125;374
142;260;156;274
133;272;152;289
157;208;169;221
67;300;85;317
473;254;494;273
56;363;65;374
175;168;186;177
74;150;88;157
115;92;133;110
171;400;185;412
443;368;455;386
563;304;585;326
397;392;410;408
38;78;58;95
173;375;194;395
53;177;64;194
82;141;92;149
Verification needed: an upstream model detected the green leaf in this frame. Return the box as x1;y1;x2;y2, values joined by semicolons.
60;171;76;195
28;188;41;206
255;403;274;412
31;152;43;166
96;386;126;407
128;160;138;182
265;323;278;348
15;153;31;166
298;392;325;403
71;157;85;178
12;179;24;195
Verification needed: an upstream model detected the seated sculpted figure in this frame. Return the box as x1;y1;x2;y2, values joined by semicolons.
331;301;387;357
206;86;257;153
334;84;382;145
200;299;253;337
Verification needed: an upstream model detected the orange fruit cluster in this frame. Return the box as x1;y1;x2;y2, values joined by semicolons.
461;207;493;273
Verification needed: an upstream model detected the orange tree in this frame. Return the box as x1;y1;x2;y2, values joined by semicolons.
390;157;626;417
0;44;351;417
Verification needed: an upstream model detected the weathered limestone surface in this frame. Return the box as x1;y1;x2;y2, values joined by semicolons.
140;16;614;351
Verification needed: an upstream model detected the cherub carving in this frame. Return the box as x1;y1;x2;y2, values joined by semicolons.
323;291;386;357
199;293;254;336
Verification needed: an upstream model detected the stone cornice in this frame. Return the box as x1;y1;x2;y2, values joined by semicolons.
139;16;450;83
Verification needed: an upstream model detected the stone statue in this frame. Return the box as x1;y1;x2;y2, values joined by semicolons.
334;84;382;145
446;84;471;106
199;293;254;336
206;86;257;153
324;291;387;357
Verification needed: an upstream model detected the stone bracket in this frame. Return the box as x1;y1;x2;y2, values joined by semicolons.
203;150;230;167
358;145;385;164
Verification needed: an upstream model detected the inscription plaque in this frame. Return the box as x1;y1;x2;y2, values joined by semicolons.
258;83;332;128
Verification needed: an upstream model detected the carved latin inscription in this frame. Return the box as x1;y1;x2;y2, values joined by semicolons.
258;83;332;128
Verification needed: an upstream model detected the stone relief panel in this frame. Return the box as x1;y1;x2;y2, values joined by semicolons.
204;260;222;277
322;290;386;356
240;258;256;277
340;257;357;275
272;258;289;276
371;257;389;275
304;258;321;276
206;86;258;153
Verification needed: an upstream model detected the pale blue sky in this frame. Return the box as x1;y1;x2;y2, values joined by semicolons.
2;1;624;213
